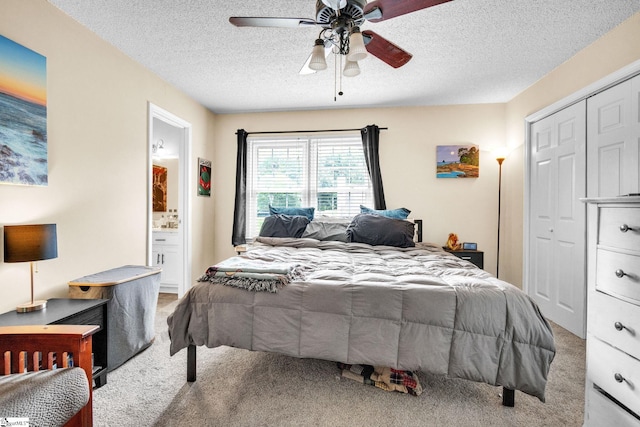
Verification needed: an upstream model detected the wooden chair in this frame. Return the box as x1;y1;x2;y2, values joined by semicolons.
1;324;98;427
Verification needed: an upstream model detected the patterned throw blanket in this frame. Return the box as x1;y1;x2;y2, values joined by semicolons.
198;256;303;293
337;363;423;396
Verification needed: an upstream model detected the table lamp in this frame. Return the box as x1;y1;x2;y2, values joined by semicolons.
4;224;58;312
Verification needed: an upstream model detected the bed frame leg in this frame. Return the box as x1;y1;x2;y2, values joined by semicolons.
187;345;196;382
502;387;515;407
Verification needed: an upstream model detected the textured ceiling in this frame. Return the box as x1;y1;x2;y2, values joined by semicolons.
48;0;640;114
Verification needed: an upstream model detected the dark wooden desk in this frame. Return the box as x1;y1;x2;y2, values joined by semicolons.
0;298;109;388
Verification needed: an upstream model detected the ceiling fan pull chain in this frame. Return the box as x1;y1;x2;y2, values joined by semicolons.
334;52;338;101
339;54;344;97
333;52;344;100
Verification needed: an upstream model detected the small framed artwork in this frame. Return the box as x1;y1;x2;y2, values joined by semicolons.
198;158;211;197
152;165;167;212
436;144;479;178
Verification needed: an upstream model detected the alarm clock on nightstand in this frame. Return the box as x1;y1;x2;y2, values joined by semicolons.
462;242;477;250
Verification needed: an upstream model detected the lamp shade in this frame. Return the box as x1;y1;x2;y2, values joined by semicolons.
309;39;328;71
4;224;58;263
347;28;368;62
343;60;361;77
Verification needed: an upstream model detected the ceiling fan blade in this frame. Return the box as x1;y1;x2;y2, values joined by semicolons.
362;30;412;68
364;0;453;22
229;17;317;28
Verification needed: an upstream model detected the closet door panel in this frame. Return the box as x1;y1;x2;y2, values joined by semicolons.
587;79;634;196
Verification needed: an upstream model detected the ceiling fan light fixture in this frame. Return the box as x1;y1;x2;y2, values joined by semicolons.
343;60;360;77
309;39;328;70
347;27;367;62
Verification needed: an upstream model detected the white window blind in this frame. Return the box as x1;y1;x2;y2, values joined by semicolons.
246;134;373;238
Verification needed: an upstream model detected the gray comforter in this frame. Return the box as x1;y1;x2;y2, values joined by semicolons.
167;237;556;401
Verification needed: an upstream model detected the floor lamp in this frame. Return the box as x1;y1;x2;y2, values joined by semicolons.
496;155;506;278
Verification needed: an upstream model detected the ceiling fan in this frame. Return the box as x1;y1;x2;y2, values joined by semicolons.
229;0;453;77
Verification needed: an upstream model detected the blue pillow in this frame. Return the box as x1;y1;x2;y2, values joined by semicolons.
269;205;315;221
360;205;410;219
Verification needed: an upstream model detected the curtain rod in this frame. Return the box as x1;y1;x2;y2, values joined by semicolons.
237;127;388;135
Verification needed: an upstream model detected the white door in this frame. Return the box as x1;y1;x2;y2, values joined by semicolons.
587;75;640;197
529;100;587;338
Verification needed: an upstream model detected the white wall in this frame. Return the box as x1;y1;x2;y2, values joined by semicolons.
0;0;216;313
212;105;507;272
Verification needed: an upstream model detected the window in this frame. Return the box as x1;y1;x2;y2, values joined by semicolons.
246;134;373;238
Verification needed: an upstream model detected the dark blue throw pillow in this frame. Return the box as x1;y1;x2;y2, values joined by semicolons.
347;214;415;248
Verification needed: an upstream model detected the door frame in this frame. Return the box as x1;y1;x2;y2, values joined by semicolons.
147;102;193;297
523;59;640;335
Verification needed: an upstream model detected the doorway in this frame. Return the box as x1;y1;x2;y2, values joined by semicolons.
148;103;192;298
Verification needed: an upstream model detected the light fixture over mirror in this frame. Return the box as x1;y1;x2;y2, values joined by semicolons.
152;139;164;154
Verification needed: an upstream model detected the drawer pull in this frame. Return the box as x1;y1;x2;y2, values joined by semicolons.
614;321;628;332
614;373;628;384
461;256;472;260
619;224;636;233
615;269;627;278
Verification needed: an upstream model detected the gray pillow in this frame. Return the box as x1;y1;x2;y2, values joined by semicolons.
259;214;310;238
346;214;415;248
302;219;350;242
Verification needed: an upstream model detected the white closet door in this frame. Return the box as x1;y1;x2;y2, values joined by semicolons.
529;100;586;338
587;75;639;197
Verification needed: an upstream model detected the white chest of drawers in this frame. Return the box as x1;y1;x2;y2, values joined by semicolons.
583;197;640;426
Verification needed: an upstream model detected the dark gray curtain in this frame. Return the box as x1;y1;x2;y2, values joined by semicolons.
361;125;386;210
231;129;248;246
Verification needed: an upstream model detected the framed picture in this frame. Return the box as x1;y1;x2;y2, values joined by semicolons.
198;158;211;197
152;165;167;212
0;35;47;186
436;144;479;178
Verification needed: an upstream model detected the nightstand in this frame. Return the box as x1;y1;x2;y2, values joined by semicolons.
0;298;108;388
443;248;484;269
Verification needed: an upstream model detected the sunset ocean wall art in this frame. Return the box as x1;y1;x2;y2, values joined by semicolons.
0;34;47;186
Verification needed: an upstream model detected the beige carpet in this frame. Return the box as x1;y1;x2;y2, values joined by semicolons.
92;294;585;426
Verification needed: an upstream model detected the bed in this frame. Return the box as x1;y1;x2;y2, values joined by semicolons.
167;214;556;406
